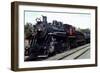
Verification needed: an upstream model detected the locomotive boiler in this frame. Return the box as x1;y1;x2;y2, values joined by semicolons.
25;16;88;61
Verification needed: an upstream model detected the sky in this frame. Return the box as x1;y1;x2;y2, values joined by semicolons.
25;11;91;29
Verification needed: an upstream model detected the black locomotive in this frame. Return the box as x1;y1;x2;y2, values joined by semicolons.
25;16;90;61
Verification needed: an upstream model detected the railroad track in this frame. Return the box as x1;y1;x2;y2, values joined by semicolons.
45;44;90;60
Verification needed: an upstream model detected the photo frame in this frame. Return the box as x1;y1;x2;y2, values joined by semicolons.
11;1;97;71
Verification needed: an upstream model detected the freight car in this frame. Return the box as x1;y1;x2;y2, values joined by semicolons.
25;16;89;61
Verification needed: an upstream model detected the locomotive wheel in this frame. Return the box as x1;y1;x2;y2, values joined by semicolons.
43;46;55;57
43;49;50;57
72;40;78;48
48;46;56;57
69;38;78;49
65;42;70;50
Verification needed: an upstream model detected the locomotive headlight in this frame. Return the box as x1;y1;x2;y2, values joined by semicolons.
37;28;41;32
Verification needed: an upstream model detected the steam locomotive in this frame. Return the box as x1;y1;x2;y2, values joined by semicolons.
25;16;90;61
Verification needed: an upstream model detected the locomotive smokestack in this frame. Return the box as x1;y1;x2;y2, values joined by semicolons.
42;16;47;23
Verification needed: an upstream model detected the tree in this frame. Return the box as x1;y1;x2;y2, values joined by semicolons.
76;28;90;33
24;23;34;39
